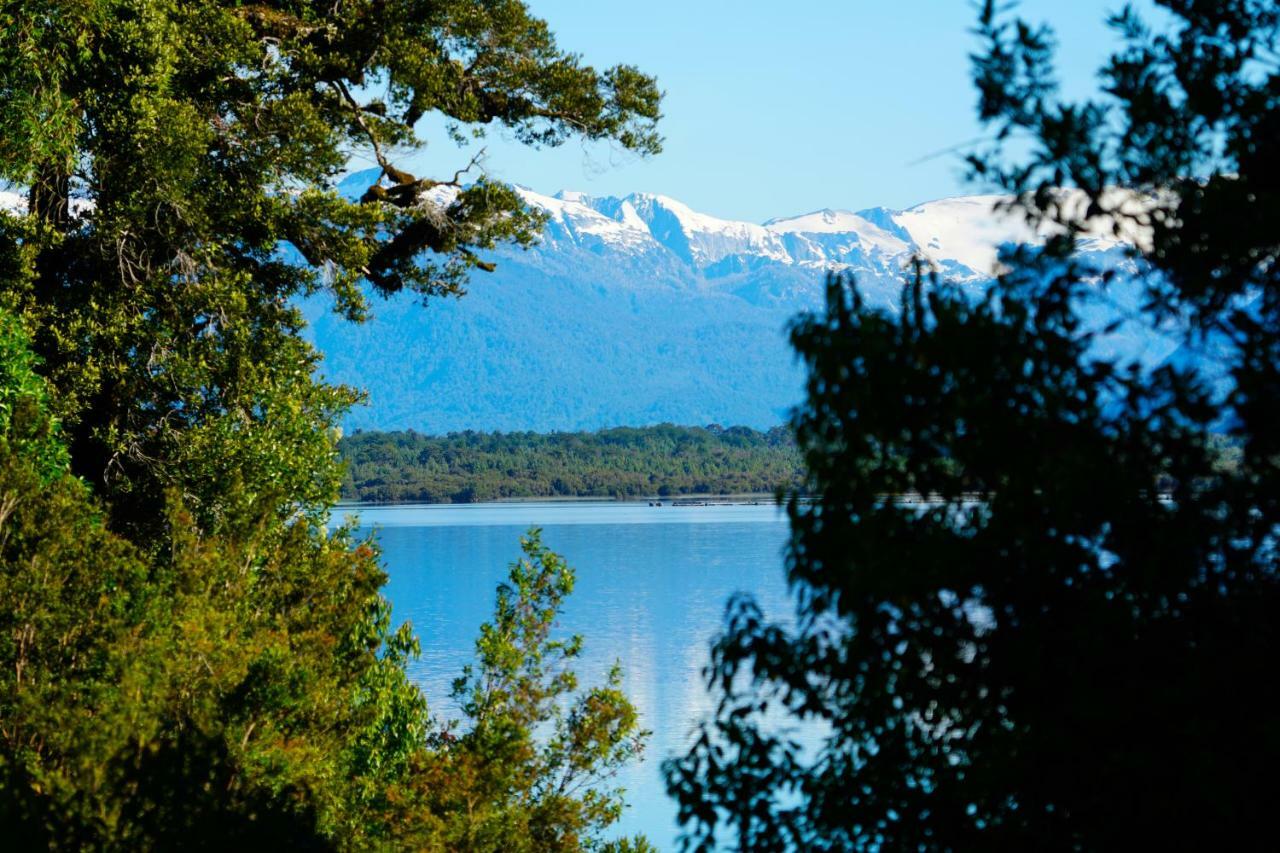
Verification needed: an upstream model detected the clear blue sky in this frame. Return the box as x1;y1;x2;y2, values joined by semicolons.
405;1;1145;223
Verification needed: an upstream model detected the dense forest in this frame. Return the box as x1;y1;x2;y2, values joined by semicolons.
339;425;803;503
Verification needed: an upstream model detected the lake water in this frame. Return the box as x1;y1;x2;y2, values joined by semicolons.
344;500;793;849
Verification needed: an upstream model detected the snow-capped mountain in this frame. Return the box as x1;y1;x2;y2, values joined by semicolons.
8;170;1166;433
519;184;1007;286
300;169;1169;433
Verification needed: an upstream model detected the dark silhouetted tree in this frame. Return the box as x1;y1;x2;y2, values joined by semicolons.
667;2;1278;849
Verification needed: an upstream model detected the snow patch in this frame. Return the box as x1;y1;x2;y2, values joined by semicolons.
892;195;1035;276
765;208;912;257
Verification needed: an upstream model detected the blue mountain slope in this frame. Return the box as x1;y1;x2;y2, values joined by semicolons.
305;172;1164;432
303;262;805;432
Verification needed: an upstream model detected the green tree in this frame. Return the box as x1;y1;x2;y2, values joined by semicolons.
0;0;660;846
0;309;156;847
0;310;66;480
0;305;433;847
402;531;650;851
0;0;660;536
667;2;1278;849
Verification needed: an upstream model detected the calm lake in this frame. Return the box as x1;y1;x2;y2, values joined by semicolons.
342;500;793;849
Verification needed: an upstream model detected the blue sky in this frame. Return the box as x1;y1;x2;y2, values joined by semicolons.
401;1;1144;223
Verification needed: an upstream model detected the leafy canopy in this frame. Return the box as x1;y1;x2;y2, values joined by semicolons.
405;531;651;852
0;0;660;847
667;1;1279;849
0;0;661;534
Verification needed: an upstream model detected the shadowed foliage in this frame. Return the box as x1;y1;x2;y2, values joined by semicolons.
667;2;1279;849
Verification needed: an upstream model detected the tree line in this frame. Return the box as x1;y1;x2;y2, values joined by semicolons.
338;424;803;503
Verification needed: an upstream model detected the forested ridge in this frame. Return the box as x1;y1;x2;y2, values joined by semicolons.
339;425;802;503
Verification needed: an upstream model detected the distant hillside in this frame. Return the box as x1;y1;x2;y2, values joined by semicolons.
338;424;802;504
304;171;1168;434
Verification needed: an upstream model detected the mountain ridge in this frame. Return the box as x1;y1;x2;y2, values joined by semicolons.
307;170;1165;434
5;173;1167;434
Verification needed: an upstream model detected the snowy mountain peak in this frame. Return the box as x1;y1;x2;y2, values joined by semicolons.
509;185;1142;279
12;159;1145;286
308;178;1161;434
891;195;1038;275
765;208;861;232
502;180;1149;279
328;166;1149;281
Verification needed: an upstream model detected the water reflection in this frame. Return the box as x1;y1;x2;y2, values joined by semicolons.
348;501;791;849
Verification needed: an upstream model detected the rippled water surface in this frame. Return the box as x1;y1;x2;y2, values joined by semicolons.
343;501;792;849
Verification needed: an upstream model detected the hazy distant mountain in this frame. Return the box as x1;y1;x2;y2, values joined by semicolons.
0;178;1218;433
309;172;1173;432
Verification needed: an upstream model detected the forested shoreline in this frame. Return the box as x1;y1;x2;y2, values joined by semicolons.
339;425;803;503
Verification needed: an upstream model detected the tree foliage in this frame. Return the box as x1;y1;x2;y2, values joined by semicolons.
0;341;651;846
0;0;659;846
0;310;66;481
667;2;1278;849
0;0;660;533
400;531;651;851
339;424;800;503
